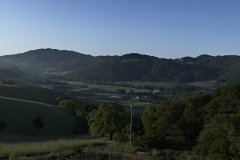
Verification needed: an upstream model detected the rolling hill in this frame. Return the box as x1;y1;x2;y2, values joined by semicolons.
0;84;81;137
0;48;115;73
0;97;78;136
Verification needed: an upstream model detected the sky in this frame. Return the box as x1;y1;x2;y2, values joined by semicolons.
0;0;240;58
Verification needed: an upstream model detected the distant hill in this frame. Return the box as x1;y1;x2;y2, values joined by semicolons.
0;48;115;73
66;53;221;83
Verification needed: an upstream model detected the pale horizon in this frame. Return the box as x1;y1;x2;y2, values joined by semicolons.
1;0;240;59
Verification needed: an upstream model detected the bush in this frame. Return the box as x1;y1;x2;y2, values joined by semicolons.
46;154;58;160
96;153;109;160
0;80;14;85
106;142;139;153
9;153;18;160
70;153;80;160
133;135;159;149
32;116;44;129
113;132;128;142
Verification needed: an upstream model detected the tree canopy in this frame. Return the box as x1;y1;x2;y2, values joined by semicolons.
87;101;125;140
32;116;44;129
132;84;240;159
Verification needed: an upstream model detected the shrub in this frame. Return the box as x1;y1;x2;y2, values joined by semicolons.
32;116;44;129
96;153;109;160
113;132;128;142
9;153;18;160
106;142;139;153
70;153;80;160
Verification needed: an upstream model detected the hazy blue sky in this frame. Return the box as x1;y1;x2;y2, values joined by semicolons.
0;0;240;58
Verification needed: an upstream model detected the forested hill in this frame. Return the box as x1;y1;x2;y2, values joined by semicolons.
0;48;115;72
66;53;240;83
65;53;215;82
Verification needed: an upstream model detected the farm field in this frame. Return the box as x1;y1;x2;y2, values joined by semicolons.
0;84;67;104
51;79;158;110
0;76;36;84
59;80;151;93
14;76;37;84
0;97;78;137
117;79;175;87
188;80;223;90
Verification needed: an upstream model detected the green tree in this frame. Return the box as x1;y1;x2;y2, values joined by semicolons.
141;92;211;149
32;116;44;129
75;104;97;133
203;84;240;122
195;114;240;160
87;101;125;140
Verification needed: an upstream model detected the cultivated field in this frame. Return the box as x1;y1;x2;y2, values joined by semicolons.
188;80;223;90
117;79;175;87
0;84;66;104
50;79;158;111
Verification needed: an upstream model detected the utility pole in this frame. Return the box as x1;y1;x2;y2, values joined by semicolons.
130;100;133;144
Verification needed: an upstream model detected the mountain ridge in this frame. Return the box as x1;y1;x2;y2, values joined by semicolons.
1;48;240;83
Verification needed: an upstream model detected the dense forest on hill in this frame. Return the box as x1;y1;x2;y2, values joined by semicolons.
66;53;230;83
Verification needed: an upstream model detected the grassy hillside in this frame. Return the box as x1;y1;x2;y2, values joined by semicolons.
0;84;66;104
0;97;78;137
